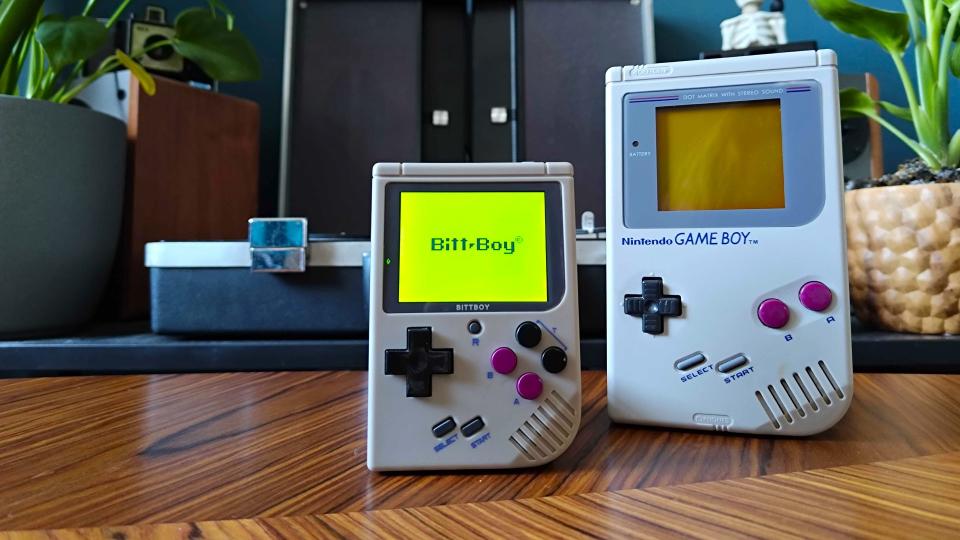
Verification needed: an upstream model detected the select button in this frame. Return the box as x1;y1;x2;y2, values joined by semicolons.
461;416;485;437
675;352;706;371
432;416;456;438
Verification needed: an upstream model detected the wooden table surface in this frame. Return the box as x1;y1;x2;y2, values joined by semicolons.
1;371;959;537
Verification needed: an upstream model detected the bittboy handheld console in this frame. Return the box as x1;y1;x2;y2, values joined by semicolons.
367;162;581;471
605;50;852;435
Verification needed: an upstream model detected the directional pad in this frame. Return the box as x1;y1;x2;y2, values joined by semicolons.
385;327;454;397
624;277;682;335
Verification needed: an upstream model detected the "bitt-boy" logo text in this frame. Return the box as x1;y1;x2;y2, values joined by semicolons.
431;237;518;255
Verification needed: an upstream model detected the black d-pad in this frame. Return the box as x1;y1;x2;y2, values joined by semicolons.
385;327;454;397
624;277;682;335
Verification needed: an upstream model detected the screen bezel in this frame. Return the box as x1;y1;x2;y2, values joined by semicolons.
622;80;826;229
382;181;566;313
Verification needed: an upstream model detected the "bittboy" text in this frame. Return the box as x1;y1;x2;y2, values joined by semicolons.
431;237;517;254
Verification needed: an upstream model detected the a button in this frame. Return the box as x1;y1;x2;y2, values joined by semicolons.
675;352;706;371
384;327;454;397
516;372;544;400
467;320;483;334
461;416;485;437
716;353;749;373
798;281;833;312
624;277;682;335
490;347;518;374
541;346;567;373
432;417;456;438
515;321;542;348
757;299;790;329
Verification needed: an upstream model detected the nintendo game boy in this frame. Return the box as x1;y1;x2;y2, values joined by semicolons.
605;50;853;435
367;162;581;470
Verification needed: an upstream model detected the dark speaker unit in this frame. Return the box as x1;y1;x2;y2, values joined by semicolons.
87;5;212;85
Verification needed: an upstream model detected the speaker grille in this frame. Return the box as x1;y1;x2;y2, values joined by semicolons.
509;390;577;461
756;361;846;430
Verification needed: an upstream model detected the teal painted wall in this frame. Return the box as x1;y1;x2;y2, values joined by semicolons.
53;0;959;213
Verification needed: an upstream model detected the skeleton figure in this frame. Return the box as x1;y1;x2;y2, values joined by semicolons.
720;0;787;51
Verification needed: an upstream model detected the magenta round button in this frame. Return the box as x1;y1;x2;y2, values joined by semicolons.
490;347;518;374
516;372;544;400
799;281;833;312
757;298;790;329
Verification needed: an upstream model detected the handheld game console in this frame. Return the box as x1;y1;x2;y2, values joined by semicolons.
367;162;581;470
605;50;853;435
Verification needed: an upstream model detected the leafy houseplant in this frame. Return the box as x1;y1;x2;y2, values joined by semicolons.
0;0;259;337
0;0;260;100
812;0;960;333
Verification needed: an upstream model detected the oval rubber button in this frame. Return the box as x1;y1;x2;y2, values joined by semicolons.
798;281;833;312
757;298;790;329
516;372;544;400
490;347;518;375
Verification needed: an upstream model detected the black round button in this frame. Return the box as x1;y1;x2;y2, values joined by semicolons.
541;346;567;373
467;320;482;334
515;321;542;348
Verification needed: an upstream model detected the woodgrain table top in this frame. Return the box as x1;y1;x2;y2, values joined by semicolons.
1;371;958;537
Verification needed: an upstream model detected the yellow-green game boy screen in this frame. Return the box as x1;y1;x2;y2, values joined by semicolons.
398;192;548;303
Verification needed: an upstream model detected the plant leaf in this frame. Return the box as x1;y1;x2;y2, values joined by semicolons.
172;8;259;82
951;36;960;76
35;14;108;72
114;48;155;96
839;87;879;119
809;0;910;54
0;0;44;69
206;0;235;31
879;100;914;121
949;129;960;166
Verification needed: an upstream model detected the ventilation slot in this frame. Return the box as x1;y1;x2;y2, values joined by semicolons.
818;360;845;399
510;391;577;462
756;391;781;430
530;412;565;447
805;366;832;405
756;362;847;429
767;385;794;424
780;379;805;418
508;434;537;461
548;391;577;423
793;372;819;411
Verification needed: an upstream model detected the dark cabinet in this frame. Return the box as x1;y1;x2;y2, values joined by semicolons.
282;0;654;233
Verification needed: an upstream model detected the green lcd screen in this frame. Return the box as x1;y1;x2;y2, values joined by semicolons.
398;192;548;303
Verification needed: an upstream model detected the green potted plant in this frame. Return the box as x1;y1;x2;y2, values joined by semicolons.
0;0;259;337
812;0;960;333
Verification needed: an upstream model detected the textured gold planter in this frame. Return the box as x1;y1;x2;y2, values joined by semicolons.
845;183;960;334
